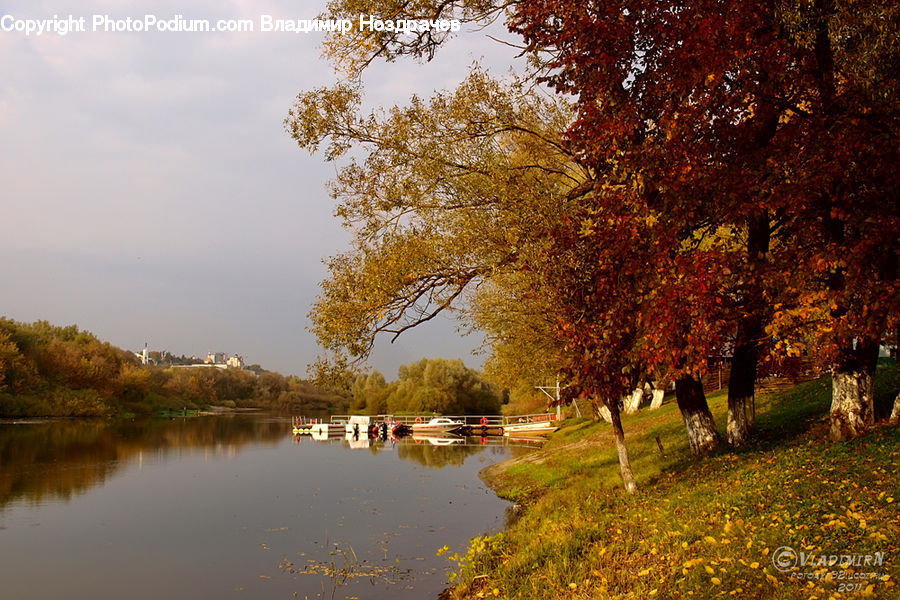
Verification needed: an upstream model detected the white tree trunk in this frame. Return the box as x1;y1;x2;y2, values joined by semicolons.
830;369;875;441
608;400;637;493
888;391;900;426
830;338;879;442
675;375;721;456
595;403;613;423
682;409;720;455
650;387;664;410
727;391;755;448
623;388;643;414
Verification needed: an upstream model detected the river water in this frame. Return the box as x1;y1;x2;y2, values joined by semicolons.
0;414;528;599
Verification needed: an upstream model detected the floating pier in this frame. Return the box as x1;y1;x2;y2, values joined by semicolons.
291;412;559;440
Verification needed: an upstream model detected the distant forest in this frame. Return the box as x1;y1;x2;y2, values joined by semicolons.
0;318;346;417
346;358;504;416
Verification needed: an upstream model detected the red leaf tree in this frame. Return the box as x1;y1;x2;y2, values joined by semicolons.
512;0;899;444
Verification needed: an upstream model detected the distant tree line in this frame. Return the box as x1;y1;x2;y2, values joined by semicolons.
346;358;502;416
0;318;348;417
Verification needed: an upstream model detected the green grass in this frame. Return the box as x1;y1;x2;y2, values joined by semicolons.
447;367;900;599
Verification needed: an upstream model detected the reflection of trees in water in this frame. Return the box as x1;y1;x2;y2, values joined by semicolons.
395;439;485;469
0;416;285;509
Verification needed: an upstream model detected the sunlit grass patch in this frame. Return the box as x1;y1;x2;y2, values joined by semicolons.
452;366;900;599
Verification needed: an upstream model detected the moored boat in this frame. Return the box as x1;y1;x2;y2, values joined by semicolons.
502;421;559;437
411;417;465;434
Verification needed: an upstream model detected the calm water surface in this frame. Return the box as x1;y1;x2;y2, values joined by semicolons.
0;415;532;599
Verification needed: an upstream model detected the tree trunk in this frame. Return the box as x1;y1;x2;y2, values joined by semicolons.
889;391;900;426
893;324;900;426
607;399;637;494
830;337;879;441
727;315;761;447
592;400;613;423
623;387;643;415
727;213;770;447
650;386;664;409
675;374;721;455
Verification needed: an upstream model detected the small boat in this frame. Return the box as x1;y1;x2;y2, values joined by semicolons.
411;417;465;434
502;421;559;437
391;422;411;437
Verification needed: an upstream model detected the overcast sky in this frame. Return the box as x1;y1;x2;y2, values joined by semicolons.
0;0;521;377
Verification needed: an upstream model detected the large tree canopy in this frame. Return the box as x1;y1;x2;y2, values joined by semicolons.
509;0;900;442
286;69;586;367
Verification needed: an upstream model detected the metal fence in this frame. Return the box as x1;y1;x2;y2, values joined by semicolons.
328;412;558;426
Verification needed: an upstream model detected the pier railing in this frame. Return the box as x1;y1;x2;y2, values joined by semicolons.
328;412;558;427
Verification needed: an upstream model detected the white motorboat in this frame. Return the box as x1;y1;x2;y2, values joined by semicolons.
410;417;464;434
502;421;559;437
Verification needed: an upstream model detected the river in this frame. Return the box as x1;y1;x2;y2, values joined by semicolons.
0;414;530;599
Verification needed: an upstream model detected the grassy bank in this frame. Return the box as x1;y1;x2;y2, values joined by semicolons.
444;365;900;599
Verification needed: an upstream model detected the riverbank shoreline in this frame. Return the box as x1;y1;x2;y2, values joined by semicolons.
0;405;265;423
443;366;899;599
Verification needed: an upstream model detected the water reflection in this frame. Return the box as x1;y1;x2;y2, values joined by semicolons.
289;430;542;470
0;415;520;600
0;415;283;510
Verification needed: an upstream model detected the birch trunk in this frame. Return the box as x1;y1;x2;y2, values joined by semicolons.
675;374;721;456
830;338;879;441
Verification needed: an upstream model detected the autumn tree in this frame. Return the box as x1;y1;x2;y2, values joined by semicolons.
350;370;390;414
509;0;899;446
471;272;565;411
766;0;900;440
0;329;36;394
320;0;507;77
287;69;584;365
314;0;749;457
